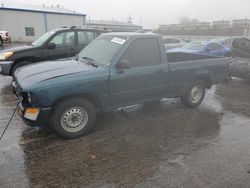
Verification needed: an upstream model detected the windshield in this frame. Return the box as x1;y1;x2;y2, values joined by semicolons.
181;42;206;50
78;35;127;66
32;31;55;46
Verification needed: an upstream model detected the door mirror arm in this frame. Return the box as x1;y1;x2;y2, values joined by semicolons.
116;59;131;71
46;42;56;50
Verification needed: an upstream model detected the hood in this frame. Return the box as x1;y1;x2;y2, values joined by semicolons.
1;45;38;53
15;59;96;90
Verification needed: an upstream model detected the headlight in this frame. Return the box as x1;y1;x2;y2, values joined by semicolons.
0;51;14;60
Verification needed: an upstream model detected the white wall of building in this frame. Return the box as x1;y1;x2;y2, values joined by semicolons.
0;9;86;42
46;14;85;31
0;9;46;42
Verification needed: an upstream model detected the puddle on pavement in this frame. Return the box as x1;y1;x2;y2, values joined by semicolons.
216;79;250;116
136;80;250;187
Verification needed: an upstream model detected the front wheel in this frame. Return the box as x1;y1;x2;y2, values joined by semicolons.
181;80;206;108
51;98;96;139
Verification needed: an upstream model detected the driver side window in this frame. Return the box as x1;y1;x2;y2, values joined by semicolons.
122;38;161;68
50;32;75;47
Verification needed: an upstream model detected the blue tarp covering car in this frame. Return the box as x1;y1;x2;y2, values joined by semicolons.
167;41;232;57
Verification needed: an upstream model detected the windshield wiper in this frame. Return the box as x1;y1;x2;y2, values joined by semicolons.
80;57;99;67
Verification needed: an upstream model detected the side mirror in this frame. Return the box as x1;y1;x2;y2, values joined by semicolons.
75;54;79;60
47;42;56;50
116;59;131;70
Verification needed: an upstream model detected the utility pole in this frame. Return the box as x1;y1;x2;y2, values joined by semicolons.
128;15;133;24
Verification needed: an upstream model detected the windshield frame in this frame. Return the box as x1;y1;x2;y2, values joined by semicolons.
31;31;56;47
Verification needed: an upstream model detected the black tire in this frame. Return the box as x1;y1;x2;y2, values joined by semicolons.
11;61;32;76
51;97;96;139
0;37;3;46
181;80;206;108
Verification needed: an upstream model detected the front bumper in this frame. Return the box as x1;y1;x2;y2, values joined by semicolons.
17;100;52;127
0;61;14;76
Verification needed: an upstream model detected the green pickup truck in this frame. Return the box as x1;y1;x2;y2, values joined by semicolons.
13;33;231;139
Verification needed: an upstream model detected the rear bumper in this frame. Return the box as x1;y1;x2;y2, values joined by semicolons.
0;61;14;76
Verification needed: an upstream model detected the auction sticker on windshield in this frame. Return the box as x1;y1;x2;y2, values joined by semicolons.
111;37;126;45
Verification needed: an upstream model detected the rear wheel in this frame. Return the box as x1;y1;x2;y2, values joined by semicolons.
181;80;206;108
51;98;96;139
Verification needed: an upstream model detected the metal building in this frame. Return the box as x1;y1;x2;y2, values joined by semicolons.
87;20;142;32
0;3;86;42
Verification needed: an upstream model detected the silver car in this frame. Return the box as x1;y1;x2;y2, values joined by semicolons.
163;37;186;50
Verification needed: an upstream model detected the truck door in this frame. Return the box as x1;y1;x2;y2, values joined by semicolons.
42;31;76;60
109;38;169;107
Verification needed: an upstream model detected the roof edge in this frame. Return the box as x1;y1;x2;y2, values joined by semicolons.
0;7;86;16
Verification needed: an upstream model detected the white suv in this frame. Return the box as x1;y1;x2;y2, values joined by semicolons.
0;31;11;46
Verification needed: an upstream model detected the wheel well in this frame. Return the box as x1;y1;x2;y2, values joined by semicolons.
52;93;102;112
11;57;36;73
194;75;212;88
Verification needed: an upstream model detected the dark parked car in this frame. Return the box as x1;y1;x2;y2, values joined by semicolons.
13;33;231;139
230;38;250;79
230;57;250;79
0;26;105;76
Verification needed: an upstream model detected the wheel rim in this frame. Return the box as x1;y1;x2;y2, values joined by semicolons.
189;85;203;104
61;107;88;133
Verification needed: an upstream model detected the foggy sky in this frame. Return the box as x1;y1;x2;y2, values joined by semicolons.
3;0;250;28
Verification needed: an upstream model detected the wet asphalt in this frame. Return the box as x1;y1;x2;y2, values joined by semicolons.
1;45;250;188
